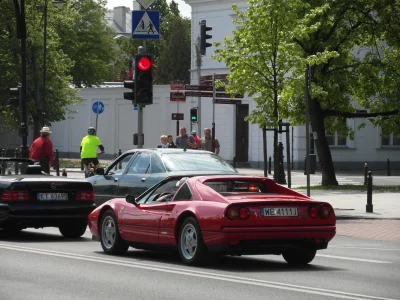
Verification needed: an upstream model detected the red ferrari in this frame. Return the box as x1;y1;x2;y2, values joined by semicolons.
88;175;336;265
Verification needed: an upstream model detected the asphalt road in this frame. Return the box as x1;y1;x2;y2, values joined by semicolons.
1;228;399;300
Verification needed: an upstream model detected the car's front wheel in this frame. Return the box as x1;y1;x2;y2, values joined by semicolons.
282;248;317;265
59;222;88;238
178;217;206;265
100;210;128;255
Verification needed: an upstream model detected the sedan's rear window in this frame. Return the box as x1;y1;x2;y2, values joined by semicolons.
162;153;237;172
204;180;266;194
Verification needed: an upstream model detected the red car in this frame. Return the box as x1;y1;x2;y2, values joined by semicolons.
88;175;336;265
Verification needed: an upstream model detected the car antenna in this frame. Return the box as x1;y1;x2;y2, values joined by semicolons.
183;146;187;152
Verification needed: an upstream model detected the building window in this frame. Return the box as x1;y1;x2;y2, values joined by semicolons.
326;130;347;146
381;134;400;146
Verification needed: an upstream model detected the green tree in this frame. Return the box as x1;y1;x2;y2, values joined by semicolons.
283;0;399;185
213;0;297;179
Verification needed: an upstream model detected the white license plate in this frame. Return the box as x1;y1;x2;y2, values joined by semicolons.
37;193;68;201
261;207;298;217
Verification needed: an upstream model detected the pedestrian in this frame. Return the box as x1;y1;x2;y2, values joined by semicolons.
198;127;220;155
191;130;200;149
175;127;197;149
157;135;169;148
167;134;177;148
29;126;54;173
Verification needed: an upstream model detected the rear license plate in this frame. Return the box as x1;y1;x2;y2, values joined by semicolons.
261;207;298;217
37;193;68;201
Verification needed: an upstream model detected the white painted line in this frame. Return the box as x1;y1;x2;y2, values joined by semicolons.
0;244;396;300
330;246;400;252
317;254;392;264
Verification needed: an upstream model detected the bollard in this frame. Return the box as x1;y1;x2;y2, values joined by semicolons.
55;148;60;176
14;148;19;158
268;156;272;174
363;163;368;185
1;162;6;175
62;168;67;177
366;171;373;213
1;149;5;157
387;158;391;176
118;149;122;169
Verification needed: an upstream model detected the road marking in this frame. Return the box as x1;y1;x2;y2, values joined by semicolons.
317;254;392;264
330;246;400;252
0;244;396;300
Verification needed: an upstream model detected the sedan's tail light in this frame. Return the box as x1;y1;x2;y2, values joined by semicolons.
76;191;95;201
320;205;332;219
226;206;250;220
1;190;30;201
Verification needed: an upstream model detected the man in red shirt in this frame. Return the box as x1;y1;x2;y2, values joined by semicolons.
29;127;54;173
191;130;200;149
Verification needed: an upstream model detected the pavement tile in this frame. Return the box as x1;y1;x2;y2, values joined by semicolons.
336;219;400;242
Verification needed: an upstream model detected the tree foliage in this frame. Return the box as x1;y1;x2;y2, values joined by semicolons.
214;0;400;185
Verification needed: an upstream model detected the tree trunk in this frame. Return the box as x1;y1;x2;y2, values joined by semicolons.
309;98;338;186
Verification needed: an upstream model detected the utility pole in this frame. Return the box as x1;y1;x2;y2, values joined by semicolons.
195;36;202;137
13;0;29;158
137;45;145;149
42;0;49;127
305;64;311;197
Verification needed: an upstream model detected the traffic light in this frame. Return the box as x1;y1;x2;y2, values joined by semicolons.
190;108;198;122
135;54;153;105
123;80;135;104
200;20;212;55
9;85;22;107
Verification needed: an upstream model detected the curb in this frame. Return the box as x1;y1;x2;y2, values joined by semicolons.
335;215;400;220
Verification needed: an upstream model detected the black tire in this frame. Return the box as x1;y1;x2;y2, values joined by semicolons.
282;248;317;265
59;222;88;238
100;210;128;255
1;225;23;237
178;217;206;265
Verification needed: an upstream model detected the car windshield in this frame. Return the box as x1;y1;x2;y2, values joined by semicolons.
161;153;237;172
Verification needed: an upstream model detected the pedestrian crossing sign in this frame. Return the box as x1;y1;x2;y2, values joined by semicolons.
132;10;160;40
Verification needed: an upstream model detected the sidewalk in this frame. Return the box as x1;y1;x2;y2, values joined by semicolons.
51;167;400;220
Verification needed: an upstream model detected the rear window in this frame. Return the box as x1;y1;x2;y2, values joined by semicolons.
162;153;236;172
204;180;266;195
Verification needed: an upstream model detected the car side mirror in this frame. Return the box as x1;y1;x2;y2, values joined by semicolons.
95;167;105;175
126;194;138;206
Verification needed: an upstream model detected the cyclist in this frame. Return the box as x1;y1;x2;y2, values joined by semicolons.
80;127;105;177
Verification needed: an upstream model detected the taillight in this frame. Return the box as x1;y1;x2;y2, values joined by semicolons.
309;205;319;219
320;205;331;219
248;184;259;192
226;206;250;220
76;190;94;201
1;190;30;201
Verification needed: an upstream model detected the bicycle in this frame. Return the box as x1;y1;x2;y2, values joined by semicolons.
83;152;104;178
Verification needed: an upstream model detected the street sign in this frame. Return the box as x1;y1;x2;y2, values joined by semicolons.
215;99;242;104
200;74;228;81
184;85;225;92
136;0;156;9
170;92;186;102
199;80;213;86
216;92;243;99
170;80;185;90
132;10;160;40
92;101;105;114
172;113;184;120
185;91;213;97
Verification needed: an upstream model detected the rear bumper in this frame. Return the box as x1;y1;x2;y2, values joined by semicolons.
203;225;336;255
0;203;96;228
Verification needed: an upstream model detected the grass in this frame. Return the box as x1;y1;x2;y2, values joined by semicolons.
293;184;400;193
59;158;111;168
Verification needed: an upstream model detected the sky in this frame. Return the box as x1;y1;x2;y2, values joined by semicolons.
106;0;192;18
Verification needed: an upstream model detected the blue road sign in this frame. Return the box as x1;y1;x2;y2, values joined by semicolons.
92;101;105;114
132;10;160;40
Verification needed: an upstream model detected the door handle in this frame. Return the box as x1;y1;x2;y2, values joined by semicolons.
141;178;146;182
114;178;119;182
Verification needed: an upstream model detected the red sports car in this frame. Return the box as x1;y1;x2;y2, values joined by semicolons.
88;175;336;265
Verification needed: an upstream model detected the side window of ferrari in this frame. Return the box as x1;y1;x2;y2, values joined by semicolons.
173;183;193;201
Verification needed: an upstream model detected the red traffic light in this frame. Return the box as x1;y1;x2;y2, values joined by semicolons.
137;57;152;71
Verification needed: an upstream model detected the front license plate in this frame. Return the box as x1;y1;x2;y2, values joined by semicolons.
37;193;68;201
261;207;298;217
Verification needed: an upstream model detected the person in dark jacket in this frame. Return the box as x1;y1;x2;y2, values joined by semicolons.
167;134;177;148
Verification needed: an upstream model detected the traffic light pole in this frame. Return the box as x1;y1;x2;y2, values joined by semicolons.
137;45;145;149
195;36;202;137
212;73;216;153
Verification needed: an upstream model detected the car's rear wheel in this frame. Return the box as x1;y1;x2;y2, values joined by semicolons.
282;248;317;265
1;225;23;237
59;222;88;238
178;217;206;265
100;210;128;255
